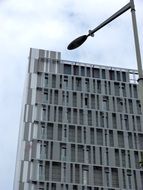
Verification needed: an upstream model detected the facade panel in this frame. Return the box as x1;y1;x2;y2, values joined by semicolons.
14;48;143;190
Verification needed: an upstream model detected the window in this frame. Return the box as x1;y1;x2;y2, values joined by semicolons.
108;81;111;95
46;183;49;190
84;128;86;144
67;108;71;123
58;124;62;141
86;67;90;77
45;75;48;87
49;90;53;104
91;94;95;109
97;129;103;145
73;109;77;124
134;151;140;168
97;80;101;93
73;185;78;190
53;107;57;122
44;91;48;102
128;99;133;113
49;58;57;73
40;142;48;159
112;113;117;129
133;84;138;98
39;161;44;180
114;82;120;96
47;123;53;140
77;145;84;163
79;110;84;125
45;162;50;180
60;75;62;89
116;71;121;81
117;98;123;112
102;69;106;79
90;128;94;144
73;92;77;107
61;145;66;161
62;125;67;141
106;148;109;165
105;167;109;186
115;149;120;166
138;134;143;149
47;106;50;121
128;132;133;149
62;92;65;105
118;131;124;148
140;171;143;189
39;183;44;190
100;112;104;128
76;77;82;91
127;170;132;189
58;107;63;122
88;111;92;126
77;126;82;143
102;96;109;110
112;168;119;188
122;72;126;82
128;151;131;168
69;125;75;142
85;94;89;108
109;130;114;147
85;79;90;92
81;94;83;108
64;64;71;75
41;124;46;139
52;75;56;88
93;80;96;93
92;68;100;78
82;167;88;185
121;150;126;167
109;70;115;80
136;100;141;114
134;171;138;190
51;183;56;190
136;116;141;131
104;81;108;94
85;147;89;163
54;90;58;105
61;164;66;182
105;130;107;146
94;166;103;186
81;66;85;76
71;145;75;162
120;83;126;97
42;107;46;121
52;163;61;181
64;76;68;89
124;115;129;130
75;164;80;183
73;65;79;75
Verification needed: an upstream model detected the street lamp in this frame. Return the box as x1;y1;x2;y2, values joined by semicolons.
67;0;143;114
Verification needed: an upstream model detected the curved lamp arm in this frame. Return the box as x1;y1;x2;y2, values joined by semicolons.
67;2;131;50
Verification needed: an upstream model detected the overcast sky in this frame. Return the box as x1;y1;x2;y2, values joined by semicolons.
0;0;143;189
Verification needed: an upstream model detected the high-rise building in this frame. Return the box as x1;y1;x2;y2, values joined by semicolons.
14;48;143;190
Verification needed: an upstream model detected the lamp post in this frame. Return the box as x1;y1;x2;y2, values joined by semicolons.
67;0;143;114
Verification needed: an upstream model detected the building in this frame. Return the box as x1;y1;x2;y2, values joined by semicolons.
14;48;143;190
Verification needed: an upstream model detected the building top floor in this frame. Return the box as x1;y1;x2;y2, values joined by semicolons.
29;48;139;84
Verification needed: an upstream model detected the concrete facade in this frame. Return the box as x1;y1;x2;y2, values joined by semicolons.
14;48;143;190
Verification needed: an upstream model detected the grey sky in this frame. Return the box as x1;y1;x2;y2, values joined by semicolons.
0;0;143;189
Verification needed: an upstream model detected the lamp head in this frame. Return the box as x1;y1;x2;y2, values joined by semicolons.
67;35;88;50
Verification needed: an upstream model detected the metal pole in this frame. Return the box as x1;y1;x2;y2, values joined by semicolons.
89;3;131;36
130;0;143;114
